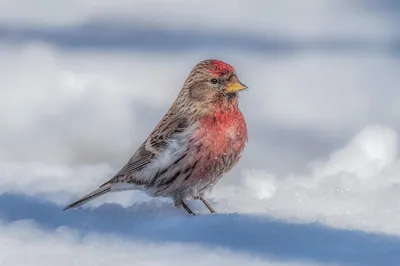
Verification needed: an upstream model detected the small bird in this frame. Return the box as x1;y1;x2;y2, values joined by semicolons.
64;59;248;215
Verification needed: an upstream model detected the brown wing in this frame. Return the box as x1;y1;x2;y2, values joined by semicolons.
99;110;188;187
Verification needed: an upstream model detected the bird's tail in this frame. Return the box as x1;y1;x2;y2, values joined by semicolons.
63;185;111;210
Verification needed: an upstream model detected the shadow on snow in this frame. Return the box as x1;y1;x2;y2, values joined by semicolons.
0;193;399;266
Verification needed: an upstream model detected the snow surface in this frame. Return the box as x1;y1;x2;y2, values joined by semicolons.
0;0;396;40
1;1;400;265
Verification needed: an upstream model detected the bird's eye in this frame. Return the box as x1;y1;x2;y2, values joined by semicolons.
211;78;218;84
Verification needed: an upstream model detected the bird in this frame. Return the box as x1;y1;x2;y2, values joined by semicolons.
64;59;248;215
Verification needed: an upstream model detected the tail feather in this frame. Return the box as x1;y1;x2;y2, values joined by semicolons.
63;185;111;210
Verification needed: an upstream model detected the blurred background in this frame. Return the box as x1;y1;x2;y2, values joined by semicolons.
1;1;400;265
1;0;398;173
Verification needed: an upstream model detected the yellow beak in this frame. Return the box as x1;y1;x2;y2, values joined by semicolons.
226;81;248;93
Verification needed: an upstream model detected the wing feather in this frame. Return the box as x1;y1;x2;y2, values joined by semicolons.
100;111;189;187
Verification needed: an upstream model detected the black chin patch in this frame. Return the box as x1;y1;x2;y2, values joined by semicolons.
225;92;237;99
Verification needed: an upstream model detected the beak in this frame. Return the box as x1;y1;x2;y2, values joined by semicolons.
225;80;248;93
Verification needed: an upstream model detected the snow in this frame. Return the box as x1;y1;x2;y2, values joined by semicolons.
0;0;395;40
0;220;302;266
213;125;400;235
1;1;400;265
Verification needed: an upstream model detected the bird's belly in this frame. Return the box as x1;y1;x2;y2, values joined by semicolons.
184;115;247;194
193;134;244;183
148;111;247;198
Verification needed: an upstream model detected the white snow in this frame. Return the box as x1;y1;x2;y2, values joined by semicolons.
1;1;400;265
0;221;324;266
0;0;395;40
213;125;400;235
0;44;399;264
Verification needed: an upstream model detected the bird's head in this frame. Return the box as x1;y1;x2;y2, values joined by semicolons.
182;59;247;104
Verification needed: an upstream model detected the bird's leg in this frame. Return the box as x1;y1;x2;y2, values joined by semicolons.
181;200;195;216
195;196;216;214
174;198;195;215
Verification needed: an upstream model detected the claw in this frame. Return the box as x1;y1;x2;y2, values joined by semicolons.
174;198;195;215
196;196;216;214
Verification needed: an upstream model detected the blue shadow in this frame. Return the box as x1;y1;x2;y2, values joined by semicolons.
0;193;399;266
0;22;398;56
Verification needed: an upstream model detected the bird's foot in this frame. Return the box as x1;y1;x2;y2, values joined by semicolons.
174;198;195;215
194;196;216;214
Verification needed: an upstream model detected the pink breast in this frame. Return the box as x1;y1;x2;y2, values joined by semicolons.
196;108;247;157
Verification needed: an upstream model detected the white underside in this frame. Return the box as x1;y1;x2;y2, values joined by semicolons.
111;124;197;196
